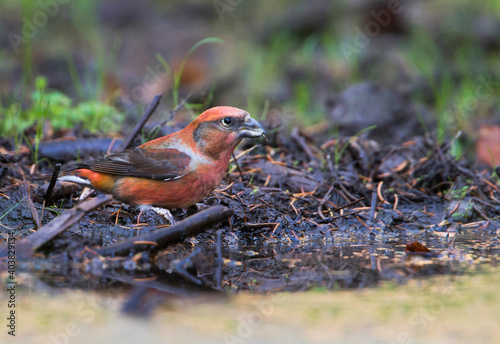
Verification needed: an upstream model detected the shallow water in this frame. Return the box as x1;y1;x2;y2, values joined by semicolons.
1;268;499;344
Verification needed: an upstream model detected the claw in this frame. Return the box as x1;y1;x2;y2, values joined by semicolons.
137;205;175;224
152;207;175;224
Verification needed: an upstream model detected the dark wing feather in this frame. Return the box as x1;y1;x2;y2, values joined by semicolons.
77;147;191;180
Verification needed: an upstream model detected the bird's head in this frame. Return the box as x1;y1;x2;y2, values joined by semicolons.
187;106;266;160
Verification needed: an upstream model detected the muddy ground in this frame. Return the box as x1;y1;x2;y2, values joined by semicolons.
1;116;499;302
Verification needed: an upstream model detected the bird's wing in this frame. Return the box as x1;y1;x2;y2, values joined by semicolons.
77;147;191;180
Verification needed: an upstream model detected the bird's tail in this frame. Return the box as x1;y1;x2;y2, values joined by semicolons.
57;175;92;187
30;163;91;188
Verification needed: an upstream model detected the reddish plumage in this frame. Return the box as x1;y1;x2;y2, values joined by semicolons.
61;106;266;210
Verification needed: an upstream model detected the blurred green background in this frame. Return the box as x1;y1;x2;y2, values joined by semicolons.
1;0;499;154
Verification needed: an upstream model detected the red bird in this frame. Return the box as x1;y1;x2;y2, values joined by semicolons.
59;106;266;223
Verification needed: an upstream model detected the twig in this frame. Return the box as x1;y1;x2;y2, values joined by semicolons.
473;204;499;227
321;209;364;223
377;181;387;204
0;194;113;259
231;152;244;182
449;159;479;182
41;163;62;222
291;127;317;162
368;190;378;226
393;194;402;216
118;95;163;151
473;196;499;211
318;185;334;220
241;222;279;230
95;206;233;256
338;183;366;206
229;145;259;163
331;197;365;213
24;184;40;229
174;248;203;285
215;229;223;290
43;163;61;203
482;178;500;193
147;93;192;137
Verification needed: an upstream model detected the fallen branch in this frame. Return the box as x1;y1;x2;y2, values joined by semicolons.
37;138;123;161
95;205;233;257
0;194;113;259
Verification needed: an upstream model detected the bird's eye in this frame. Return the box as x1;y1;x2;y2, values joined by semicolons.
222;117;232;126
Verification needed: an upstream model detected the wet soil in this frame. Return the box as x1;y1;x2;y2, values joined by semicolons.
1;123;499;304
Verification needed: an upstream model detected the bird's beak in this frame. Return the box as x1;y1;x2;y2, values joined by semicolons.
239;117;267;139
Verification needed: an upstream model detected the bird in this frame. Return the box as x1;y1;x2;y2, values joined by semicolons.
58;106;266;223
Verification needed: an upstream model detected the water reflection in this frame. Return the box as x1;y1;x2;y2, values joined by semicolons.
7;234;494;316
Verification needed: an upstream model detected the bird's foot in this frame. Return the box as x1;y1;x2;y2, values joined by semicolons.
152;207;176;225
77;187;94;202
138;205;175;225
196;202;210;210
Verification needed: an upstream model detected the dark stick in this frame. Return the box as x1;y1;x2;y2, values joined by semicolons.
174;248;203;285
146;93;191;139
318;185;334;220
215;229;223;290
0;194;113;259
323;209;363;222
118;95;163;151
368;190;378;227
231;152;245;182
37;139;122;161
291;127;317;162
44;163;61;203
95;206;233;257
332;197;365;213
41;160;62;225
368;244;379;271
473;204;499;227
